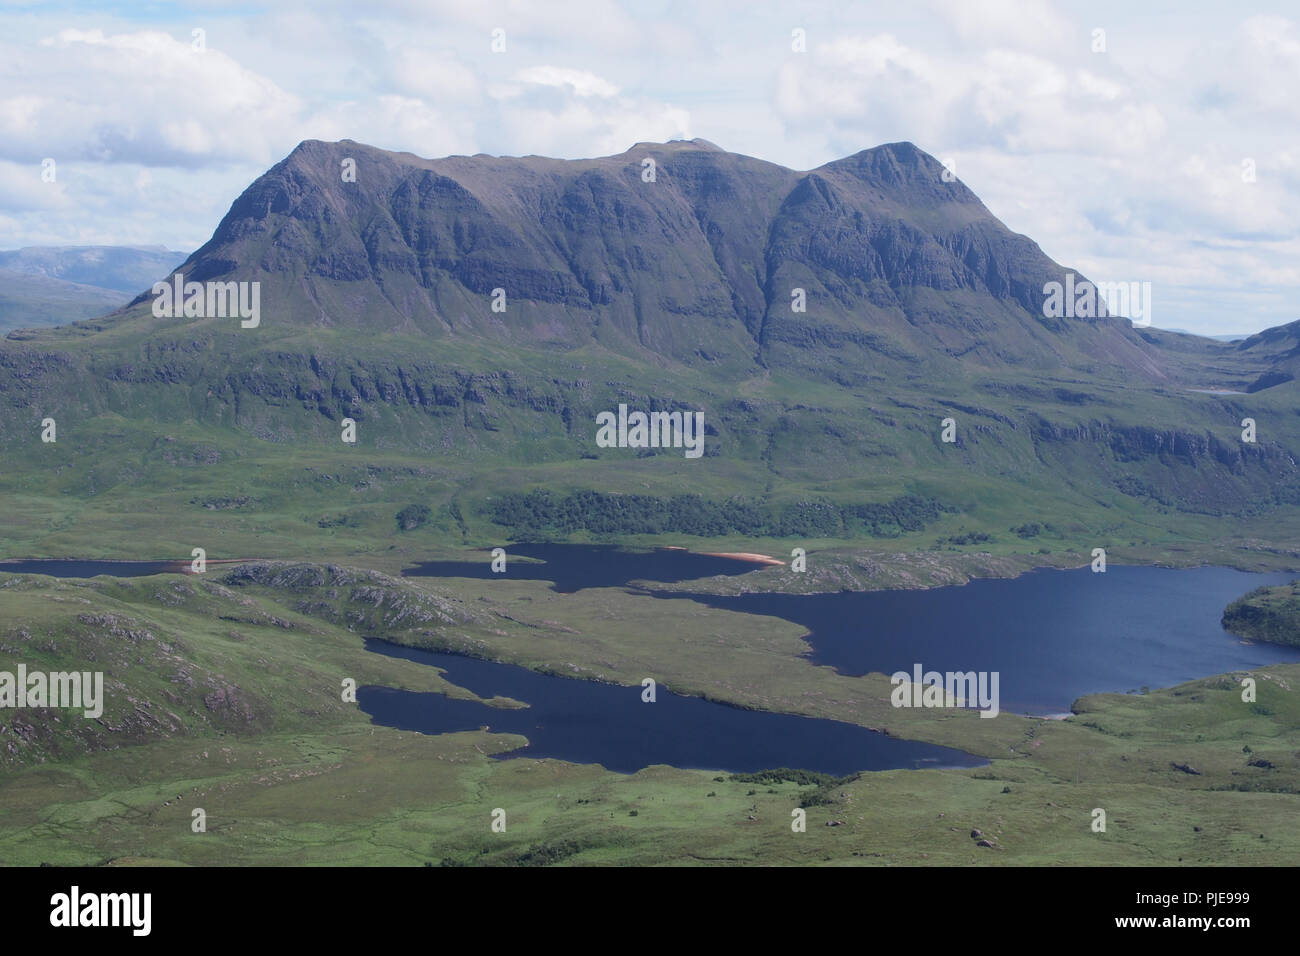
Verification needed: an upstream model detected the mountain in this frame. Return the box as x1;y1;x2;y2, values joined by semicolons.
115;138;1162;383
1;139;1297;557
0;245;186;331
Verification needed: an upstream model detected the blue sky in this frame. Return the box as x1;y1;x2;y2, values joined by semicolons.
4;0;1300;335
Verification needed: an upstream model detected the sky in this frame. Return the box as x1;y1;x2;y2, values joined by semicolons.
2;0;1299;336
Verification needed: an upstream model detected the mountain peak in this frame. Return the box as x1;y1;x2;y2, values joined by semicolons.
815;140;981;209
822;140;946;177
623;137;726;155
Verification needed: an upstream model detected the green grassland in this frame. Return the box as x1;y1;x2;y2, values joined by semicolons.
1;564;1297;866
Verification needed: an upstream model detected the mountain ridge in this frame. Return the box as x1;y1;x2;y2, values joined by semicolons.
105;137;1155;382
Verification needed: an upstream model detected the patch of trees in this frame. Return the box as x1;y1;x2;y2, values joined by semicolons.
729;768;838;788
395;503;431;531
1011;522;1042;538
1222;582;1300;647
729;768;862;807
318;513;357;529
942;531;993;545
485;489;949;538
508;840;585;866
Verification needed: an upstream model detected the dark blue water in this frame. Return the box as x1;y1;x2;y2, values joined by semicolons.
657;565;1300;714
0;559;181;577
403;543;759;593
359;640;985;775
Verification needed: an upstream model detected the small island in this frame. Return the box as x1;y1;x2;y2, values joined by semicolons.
1223;581;1300;647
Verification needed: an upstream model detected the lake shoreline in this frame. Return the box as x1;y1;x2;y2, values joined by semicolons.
649;547;1300;599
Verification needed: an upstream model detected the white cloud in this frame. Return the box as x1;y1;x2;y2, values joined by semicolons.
2;27;302;166
304;95;476;158
515;66;620;98
389;48;481;102
933;0;1074;51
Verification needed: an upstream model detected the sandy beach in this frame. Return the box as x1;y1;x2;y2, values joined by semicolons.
660;547;784;566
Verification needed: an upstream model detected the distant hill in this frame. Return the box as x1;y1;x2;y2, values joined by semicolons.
1231;319;1300;391
1159;327;1247;342
0;245;186;331
0;245;187;294
0;269;124;332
